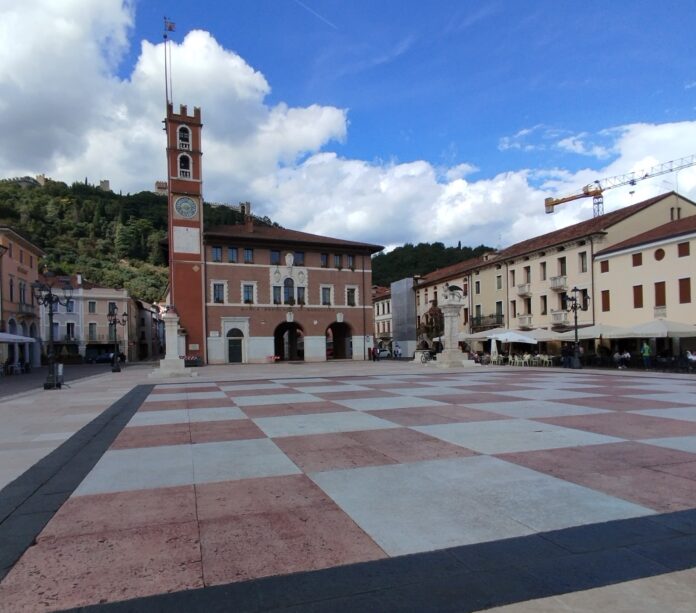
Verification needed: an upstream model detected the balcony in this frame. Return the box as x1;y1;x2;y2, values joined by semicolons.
86;333;114;343
516;283;532;297
61;335;80;343
17;303;36;314
550;310;569;325
179;169;191;178
550;275;568;292
518;314;533;329
654;306;667;318
471;314;504;331
178;140;190;150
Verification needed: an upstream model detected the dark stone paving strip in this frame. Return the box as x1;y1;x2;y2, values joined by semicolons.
71;509;696;613
0;384;153;580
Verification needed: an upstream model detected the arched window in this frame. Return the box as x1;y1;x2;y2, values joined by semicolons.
284;278;295;304
177;126;191;150
226;328;244;338
178;154;191;178
9;279;14;302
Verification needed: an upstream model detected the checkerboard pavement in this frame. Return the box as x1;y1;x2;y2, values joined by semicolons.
2;370;696;610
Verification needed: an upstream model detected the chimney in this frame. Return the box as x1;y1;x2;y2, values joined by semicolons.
77;273;82;286
244;215;254;233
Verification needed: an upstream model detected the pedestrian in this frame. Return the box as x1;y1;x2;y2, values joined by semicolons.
394;344;401;359
371;346;377;362
641;341;651;369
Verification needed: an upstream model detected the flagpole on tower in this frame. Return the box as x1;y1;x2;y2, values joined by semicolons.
163;17;175;106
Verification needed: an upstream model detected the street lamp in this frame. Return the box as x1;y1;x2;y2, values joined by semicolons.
31;272;74;390
567;286;589;369
107;304;128;373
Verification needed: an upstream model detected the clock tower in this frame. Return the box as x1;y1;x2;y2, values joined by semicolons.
164;102;206;362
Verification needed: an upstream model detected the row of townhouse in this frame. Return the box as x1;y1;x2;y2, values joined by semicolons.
374;192;696;355
0;226;163;368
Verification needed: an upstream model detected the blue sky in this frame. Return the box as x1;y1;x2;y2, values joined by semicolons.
1;0;695;249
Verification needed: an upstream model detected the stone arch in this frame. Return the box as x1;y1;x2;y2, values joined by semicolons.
274;322;304;361
326;321;353;359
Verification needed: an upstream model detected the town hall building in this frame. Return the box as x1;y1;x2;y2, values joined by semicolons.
164;103;382;364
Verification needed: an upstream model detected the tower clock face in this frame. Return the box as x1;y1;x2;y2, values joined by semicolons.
174;196;198;219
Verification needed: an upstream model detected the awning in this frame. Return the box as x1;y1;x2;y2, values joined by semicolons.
0;333;37;343
604;319;696;339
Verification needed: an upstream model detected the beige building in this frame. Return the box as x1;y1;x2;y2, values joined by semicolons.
372;286;392;351
594;215;696;328
0;226;44;368
408;192;696;347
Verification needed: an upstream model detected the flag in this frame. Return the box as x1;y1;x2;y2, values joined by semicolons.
164;19;175;32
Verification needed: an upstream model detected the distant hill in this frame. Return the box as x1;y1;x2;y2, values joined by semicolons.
0;179;273;303
371;241;494;287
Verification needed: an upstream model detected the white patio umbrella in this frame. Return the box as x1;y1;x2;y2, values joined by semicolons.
490;338;499;357
0;333;36;343
489;331;538;344
556;323;628;341
604;319;696;339
459;327;505;341
526;328;565;342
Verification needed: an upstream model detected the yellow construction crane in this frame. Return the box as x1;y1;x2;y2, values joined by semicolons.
544;154;696;217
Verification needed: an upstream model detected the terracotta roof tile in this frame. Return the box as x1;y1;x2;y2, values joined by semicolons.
205;224;383;253
596;214;696;256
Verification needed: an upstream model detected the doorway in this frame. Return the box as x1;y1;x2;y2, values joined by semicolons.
274;322;304;361
227;328;244;363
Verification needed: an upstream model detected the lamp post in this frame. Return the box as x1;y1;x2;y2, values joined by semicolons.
567;286;589;369
31;272;74;390
107;304;128;373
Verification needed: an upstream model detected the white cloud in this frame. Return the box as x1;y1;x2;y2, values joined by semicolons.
1;1;696;256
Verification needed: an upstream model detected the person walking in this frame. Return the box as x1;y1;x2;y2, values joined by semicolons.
641;341;651;370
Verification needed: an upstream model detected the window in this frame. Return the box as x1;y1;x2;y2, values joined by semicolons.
271;286;281;304
320;253;328;268
211;246;222;262
510;270;516;286
243;284;254;304
52;322;59;340
244;248;254;263
297;286;306;305
678;242;690;257
177;126;190;149
524;266;531;283
88;301;96;314
654;281;666;307
579;251;587;273
284;278;295;304
654;248;665;261
601;290;610;312
321;287;331;305
540;262;547;280
496;301;503;316
8;279;13;302
580;289;589;310
334;254;342;269
558;257;567;276
540;295;547;315
213;283;224;304
496;275;502;290
19;250;23;264
475;280;480;294
671;207;682;221
347;288;356;306
66;322;75;339
270;250;281;265
525;298;532;314
8;243;12;258
475;304;482;318
88;322;97;341
228;247;238;263
463;308;469;324
108;301;117;315
633;285;643;309
294;251;305;266
29;255;33;268
19;281;26;304
178;154;191;178
679;278;691;304
600;260;609;273
510;300;517;318
632;253;642;267
66;300;74;313
347;254;354;269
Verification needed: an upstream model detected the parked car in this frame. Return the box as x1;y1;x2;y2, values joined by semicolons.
378;348;392;359
89;352;125;364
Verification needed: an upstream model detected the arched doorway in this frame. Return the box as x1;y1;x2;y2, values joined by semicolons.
227;328;244;363
326;322;353;359
274;322;304;361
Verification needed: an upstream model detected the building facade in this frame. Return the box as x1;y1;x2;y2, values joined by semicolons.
165;103;382;363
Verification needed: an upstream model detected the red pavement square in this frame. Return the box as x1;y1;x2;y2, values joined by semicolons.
311;389;402;400
195;475;385;584
366;405;507;426
0;522;203;611
498;442;696;511
226;387;294;398
538;412;696;439
557;395;692;412
189;419;266;444
199;507;385;585
40;486;197;540
112;423;191;449
454;383;536;393
240;402;350;418
418;392;525;404
152;386;221;395
140;400;189;411
187;398;233;409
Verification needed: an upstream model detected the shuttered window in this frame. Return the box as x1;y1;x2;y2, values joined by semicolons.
601;290;610;312
679;278;691;304
654;281;666;308
633;285;643;309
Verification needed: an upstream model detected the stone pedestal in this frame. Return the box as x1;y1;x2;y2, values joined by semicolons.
435;287;473;368
150;310;197;378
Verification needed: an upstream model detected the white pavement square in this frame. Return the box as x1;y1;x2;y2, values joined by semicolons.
414;419;624;454
632;407;696;422
253;411;396;438
641;436;696;453
230;392;323;406
310;456;651;556
465;400;609;419
334;396;448;411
